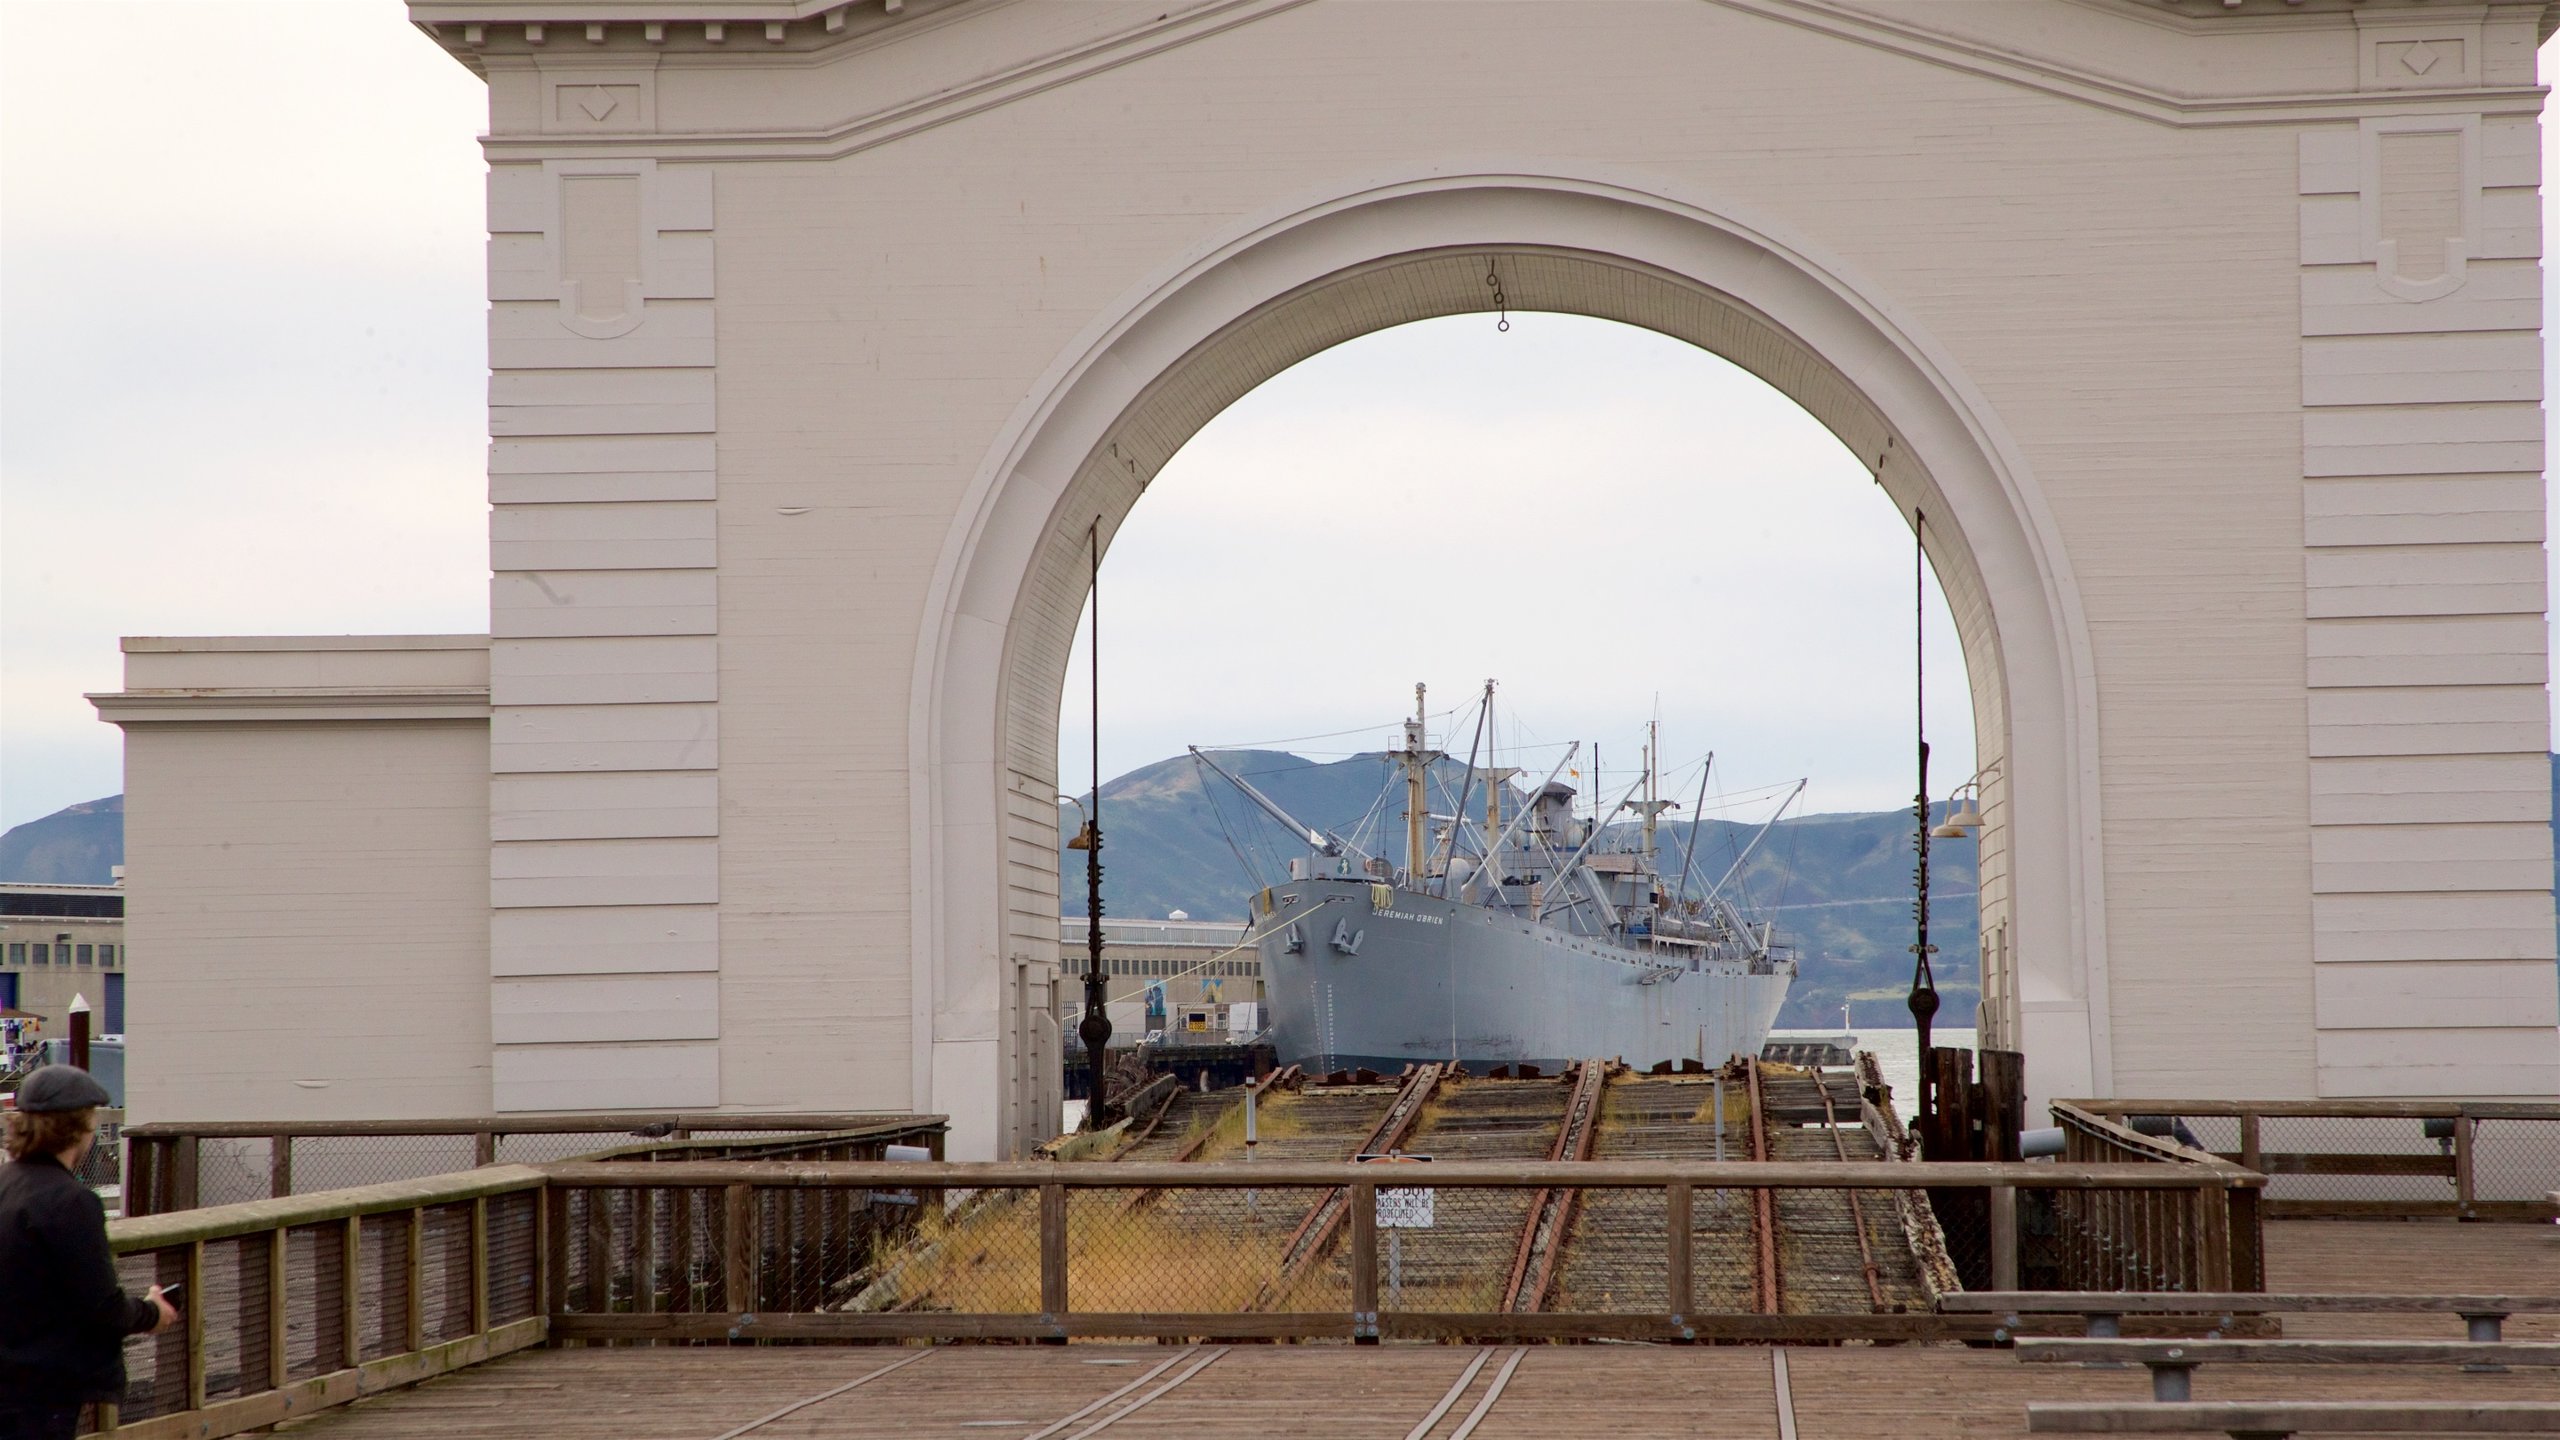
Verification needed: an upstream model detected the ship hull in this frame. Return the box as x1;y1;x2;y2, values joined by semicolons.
1257;878;1792;1073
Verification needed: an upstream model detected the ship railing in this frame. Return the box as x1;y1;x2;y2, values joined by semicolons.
2062;1098;2560;1223
118;1112;948;1217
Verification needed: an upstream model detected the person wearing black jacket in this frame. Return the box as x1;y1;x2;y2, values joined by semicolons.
0;1066;176;1440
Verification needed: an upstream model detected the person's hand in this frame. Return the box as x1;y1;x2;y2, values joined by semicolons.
145;1286;179;1334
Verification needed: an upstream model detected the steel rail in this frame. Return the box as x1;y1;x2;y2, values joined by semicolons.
1402;1348;1497;1440
1444;1347;1527;1440
1499;1060;1608;1313
1050;1347;1225;1439
705;1348;937;1440
1249;1062;1446;1310
1018;1350;1194;1440
1812;1067;1889;1313
1747;1058;1781;1316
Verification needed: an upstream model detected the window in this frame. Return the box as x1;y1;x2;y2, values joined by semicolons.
75;944;92;965
103;945;119;968
30;945;46;966
4;943;20;964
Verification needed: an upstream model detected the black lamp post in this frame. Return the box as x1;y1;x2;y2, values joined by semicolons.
1072;522;1115;1128
1908;511;1942;1137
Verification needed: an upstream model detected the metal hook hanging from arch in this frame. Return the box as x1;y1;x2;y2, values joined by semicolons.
1484;256;1509;333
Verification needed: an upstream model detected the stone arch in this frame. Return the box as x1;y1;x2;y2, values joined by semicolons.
913;174;2110;1158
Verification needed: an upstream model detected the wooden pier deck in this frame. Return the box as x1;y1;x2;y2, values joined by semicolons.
277;1219;2560;1439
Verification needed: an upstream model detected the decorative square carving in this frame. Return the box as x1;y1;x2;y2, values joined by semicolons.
2354;12;2482;93
537;63;657;134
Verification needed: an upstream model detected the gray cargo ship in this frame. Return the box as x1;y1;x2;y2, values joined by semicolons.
1193;686;1797;1073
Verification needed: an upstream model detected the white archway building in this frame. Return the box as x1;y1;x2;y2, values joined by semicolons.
100;0;2560;1158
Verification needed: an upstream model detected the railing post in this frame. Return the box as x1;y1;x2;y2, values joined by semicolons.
2227;1184;2264;1291
269;1133;293;1200
2191;1178;2232;1291
470;1197;492;1335
541;1185;566;1322
2237;1113;2262;1174
722;1183;753;1318
340;1215;363;1366
671;1187;695;1313
1665;1180;1693;1331
1988;1185;2019;1292
634;1187;657;1315
267;1225;289;1390
2453;1114;2476;1220
174;1135;200;1213
125;1136;156;1219
1349;1179;1378;1344
1039;1182;1068;1339
405;1207;426;1354
474;1130;499;1168
184;1239;207;1412
585;1190;612;1317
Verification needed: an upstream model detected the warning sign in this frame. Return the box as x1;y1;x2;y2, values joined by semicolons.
1357;1152;1435;1229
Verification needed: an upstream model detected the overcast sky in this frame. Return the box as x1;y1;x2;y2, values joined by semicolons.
2;4;2552;831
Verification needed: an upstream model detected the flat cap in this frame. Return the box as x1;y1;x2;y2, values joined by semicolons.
14;1065;112;1114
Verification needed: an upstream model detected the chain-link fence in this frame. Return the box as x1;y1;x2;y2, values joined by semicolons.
2061;1101;2560;1221
537;1158;2254;1343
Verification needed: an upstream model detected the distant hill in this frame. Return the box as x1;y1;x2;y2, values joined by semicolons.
0;795;123;885
1063;751;1980;1029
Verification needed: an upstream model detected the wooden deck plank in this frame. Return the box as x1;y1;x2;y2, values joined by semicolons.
268;1221;2560;1438
2264;1219;2560;1337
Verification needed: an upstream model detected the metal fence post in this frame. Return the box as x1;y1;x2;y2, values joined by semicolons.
1988;1185;2019;1292
1350;1180;1378;1344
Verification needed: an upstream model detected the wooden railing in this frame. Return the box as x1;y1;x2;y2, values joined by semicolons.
2052;1103;2263;1292
2065;1099;2560;1222
87;1166;551;1440
120;1113;946;1215
537;1157;2265;1345
88;1148;2262;1437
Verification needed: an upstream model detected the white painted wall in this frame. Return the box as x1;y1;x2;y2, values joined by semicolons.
98;0;2560;1150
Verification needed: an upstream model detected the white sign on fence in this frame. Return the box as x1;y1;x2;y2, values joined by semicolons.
1375;1186;1435;1229
1358;1152;1436;1230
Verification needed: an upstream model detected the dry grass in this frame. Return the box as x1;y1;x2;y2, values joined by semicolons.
870;1187;1292;1314
1180;1089;1309;1163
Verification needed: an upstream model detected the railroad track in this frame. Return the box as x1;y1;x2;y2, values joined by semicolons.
1499;1058;1609;1313
1249;1062;1446;1310
1747;1056;1781;1315
1752;1062;1933;1315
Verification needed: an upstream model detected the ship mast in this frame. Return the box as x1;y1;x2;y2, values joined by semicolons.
1399;683;1442;887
